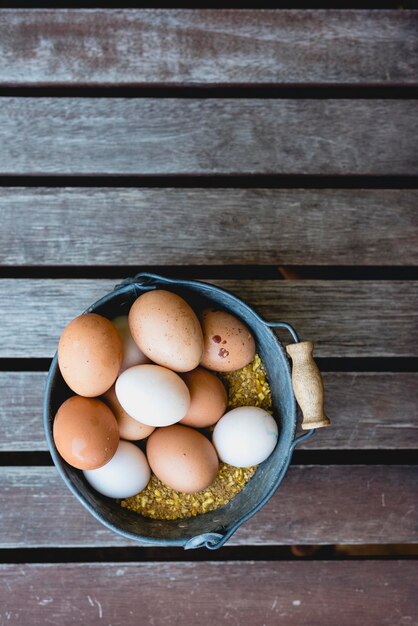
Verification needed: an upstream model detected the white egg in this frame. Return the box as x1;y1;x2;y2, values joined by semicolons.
83;440;150;498
112;315;149;373
212;406;278;467
115;364;190;427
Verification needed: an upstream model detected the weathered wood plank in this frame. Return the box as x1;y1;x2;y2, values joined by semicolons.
2;372;417;451
1;10;417;86
0;372;48;452
1;99;417;175
0;279;416;358
1;466;416;547
307;373;418;450
2;188;417;266
1;561;417;626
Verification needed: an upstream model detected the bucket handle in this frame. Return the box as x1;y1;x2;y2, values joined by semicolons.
265;321;330;431
114;271;192;291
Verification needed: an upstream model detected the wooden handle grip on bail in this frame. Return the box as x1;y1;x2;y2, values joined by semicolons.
286;341;330;430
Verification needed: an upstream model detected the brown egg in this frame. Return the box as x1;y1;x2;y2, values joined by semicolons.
58;313;123;397
146;425;219;493
53;396;119;470
102;385;155;441
180;368;227;428
128;290;203;372
200;309;256;372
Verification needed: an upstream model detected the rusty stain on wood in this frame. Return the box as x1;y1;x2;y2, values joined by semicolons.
0;10;417;86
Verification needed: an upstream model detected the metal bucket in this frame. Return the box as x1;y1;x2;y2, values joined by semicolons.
44;272;316;549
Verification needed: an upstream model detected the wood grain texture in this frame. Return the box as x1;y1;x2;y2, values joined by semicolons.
1;10;417;86
308;373;418;450
1;99;417;175
1;465;417;548
1;561;417;626
1;279;416;358
2;188;417;266
3;372;417;452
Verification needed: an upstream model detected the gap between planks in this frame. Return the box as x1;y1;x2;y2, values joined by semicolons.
0;268;418;281
0;545;417;564
1;175;418;188
1;86;418;99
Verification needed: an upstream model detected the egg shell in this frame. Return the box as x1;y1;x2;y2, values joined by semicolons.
212;406;278;467
180;367;227;428
102;385;155;441
115;364;190;427
112;315;150;373
147;425;219;494
200;309;256;372
128;290;204;372
58;313;123;397
53;396;119;470
83;440;151;498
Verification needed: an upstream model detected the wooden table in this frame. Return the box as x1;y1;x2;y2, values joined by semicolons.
1;7;417;625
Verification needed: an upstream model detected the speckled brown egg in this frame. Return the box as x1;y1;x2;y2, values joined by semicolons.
53;396;119;470
200;309;256;372
128;290;203;372
58;313;123;397
146;425;219;493
102;385;155;441
180;367;227;428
